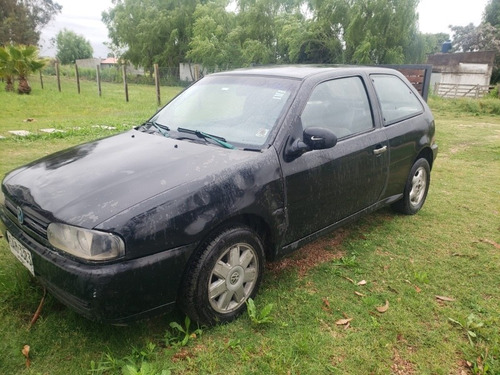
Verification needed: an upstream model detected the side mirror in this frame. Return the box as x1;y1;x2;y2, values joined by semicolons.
285;127;337;160
303;127;337;150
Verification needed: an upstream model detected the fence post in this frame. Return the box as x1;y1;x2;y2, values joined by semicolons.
96;64;102;97
75;63;80;94
154;63;161;106
194;64;200;81
123;64;129;102
39;70;44;89
55;61;61;92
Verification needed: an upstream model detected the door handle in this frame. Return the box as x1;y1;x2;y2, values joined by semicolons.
373;145;388;155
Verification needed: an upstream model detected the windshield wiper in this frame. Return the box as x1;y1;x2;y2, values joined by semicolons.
143;121;170;137
177;127;235;149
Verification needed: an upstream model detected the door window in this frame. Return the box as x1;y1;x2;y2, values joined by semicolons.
371;74;423;126
301;76;374;139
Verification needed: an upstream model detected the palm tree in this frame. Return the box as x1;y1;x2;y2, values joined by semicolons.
0;46;15;92
0;45;46;94
7;45;46;94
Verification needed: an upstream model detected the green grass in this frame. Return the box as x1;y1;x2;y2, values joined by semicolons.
0;82;499;374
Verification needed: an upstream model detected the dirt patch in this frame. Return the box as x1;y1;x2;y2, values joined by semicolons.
391;348;416;374
266;228;349;277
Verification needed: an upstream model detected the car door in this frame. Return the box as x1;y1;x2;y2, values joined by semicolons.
280;75;389;244
370;73;430;198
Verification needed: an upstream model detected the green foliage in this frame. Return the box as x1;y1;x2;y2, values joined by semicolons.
428;96;500;115
0;0;61;45
332;255;359;268
103;0;425;69
0;44;46;94
89;342;168;375
484;0;500;27
246;298;274;324
55;29;94;64
449;314;486;347
165;316;203;347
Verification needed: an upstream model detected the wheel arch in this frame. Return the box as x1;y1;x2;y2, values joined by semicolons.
415;146;435;170
203;213;278;262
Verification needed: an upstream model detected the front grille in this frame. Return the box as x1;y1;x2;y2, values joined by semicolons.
5;198;50;240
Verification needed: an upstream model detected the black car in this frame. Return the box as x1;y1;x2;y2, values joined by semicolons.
0;66;438;325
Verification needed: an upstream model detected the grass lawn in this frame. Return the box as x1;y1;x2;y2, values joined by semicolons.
0;78;499;375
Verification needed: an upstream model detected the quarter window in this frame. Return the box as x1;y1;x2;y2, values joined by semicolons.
301;76;374;139
371;74;423;125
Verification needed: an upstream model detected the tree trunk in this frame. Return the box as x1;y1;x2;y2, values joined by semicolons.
18;77;32;94
5;76;14;92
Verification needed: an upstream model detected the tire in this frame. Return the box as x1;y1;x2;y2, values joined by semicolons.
180;226;265;326
392;158;431;215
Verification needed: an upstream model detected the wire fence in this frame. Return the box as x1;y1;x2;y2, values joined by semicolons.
38;62;193;104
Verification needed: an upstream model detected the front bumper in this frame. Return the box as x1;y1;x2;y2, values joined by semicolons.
0;204;195;323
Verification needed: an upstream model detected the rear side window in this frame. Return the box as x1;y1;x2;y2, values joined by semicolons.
371;74;423;126
301;76;374;139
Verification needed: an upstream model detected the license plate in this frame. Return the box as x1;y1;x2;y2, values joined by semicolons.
7;232;35;276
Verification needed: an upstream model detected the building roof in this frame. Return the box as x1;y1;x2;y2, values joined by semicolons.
101;57;118;65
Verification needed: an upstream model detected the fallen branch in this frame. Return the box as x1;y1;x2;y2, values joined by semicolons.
29;286;47;329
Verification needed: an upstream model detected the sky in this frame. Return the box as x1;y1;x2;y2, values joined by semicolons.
39;0;490;58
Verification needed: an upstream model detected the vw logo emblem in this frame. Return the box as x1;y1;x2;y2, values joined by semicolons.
230;272;240;285
16;206;24;225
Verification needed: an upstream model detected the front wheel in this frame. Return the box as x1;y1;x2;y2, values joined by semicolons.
392;158;431;215
180;226;265;326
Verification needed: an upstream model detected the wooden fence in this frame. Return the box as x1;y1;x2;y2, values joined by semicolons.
433;83;494;99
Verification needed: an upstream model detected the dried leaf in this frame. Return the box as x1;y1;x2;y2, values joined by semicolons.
335;318;353;325
357;280;367;286
322;297;330;309
344;322;350;330
22;345;30;358
414;285;422;293
22;345;30;368
376;300;389;313
343;276;355;284
481;239;500;249
436;295;455;302
354;291;365;297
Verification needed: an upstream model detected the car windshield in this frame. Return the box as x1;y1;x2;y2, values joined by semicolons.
151;75;299;148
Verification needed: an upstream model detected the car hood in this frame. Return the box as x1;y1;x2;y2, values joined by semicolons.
3;130;259;228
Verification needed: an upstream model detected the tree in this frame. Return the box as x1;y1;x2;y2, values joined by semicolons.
103;0;425;69
187;2;244;71
484;0;500;27
55;29;93;64
0;0;62;46
0;45;15;91
0;44;46;93
102;0;203;72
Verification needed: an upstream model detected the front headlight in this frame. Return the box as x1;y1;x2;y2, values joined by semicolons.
47;223;125;261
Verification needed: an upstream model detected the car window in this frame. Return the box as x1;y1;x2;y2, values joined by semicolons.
371;74;423;126
153;75;298;148
301;76;374;139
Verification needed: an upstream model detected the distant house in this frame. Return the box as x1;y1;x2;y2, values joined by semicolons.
427;51;496;97
100;57;118;68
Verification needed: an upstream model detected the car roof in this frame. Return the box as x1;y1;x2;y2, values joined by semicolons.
211;65;399;80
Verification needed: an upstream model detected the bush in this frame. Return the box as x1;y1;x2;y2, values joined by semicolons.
428;96;500;116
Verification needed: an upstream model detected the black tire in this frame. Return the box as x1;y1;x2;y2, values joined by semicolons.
179;226;265;326
392;158;431;215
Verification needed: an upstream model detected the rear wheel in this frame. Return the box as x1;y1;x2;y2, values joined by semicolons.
392;158;430;215
180;226;264;326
